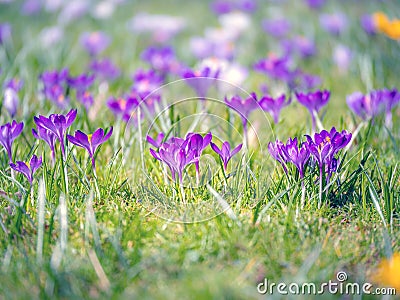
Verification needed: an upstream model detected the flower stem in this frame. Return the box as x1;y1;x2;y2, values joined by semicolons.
60;149;69;195
137;106;145;170
93;167;101;201
318;166;323;209
344;121;365;152
196;168;200;187
243;122;248;150
178;181;186;204
113;119;121;150
311;112;316;133
314;111;324;132
30;185;34;211
219;158;228;189
301;180;306;209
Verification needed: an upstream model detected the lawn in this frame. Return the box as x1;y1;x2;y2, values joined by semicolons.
0;0;399;299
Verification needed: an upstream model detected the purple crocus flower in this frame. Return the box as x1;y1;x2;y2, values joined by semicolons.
319;12;348;35
149;132;211;182
10;155;42;185
107;96;140;123
210;141;242;171
296;72;322;90
347;89;400;126
21;0;42;15
33;109;77;159
382;88;400;111
67;73;95;93
0;23;11;44
131;69;164;100
182;66;220;99
150;140;197;183
189;37;214;59
304;0;325;9
268;138;310;178
361;14;377;35
306;132;331;170
189;35;235;60
262;18;291;38
281;138;310;178
333;44;352;73
254;54;294;83
77;91;94;111
67;127;113;168
283;36;316;58
32;126;57;163
238;0;257;13
259;94;291;124
381;88;400;127
3;78;23;117
186;132;212;176
346;92;372;120
5;78;23;91
328;127;352;157
80;31;111;56
210;0;256;15
0;120;24;163
225;93;260;130
268;140;288;173
210;0;234;14
39;69;69;108
296;90;330;131
89;58;120;82
346;91;385;121
305;127;352;181
146;132;165;148
40;68;69;87
67;73;95;110
141;46;182;76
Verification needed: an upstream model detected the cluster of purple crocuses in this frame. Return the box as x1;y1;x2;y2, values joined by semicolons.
347;88;400;127
147;132;242;183
268;126;352;207
39;69;96;111
224;89;331;135
20;32;396;139
0;109;112;186
268;127;352;182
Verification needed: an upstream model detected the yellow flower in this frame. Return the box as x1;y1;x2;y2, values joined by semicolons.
372;12;390;31
372;12;400;40
372;252;400;292
383;20;400;40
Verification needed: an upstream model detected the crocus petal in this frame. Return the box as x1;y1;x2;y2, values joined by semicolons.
231;143;242;157
10;161;32;183
74;130;91;150
67;134;86;149
221;141;231;158
66;109;77;126
90;128;105;148
202;132;212;149
32;128;39;139
11;121;24;140
30;155;43;175
35;116;57;133
210;142;222;156
149;148;161;160
102;127;113;143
